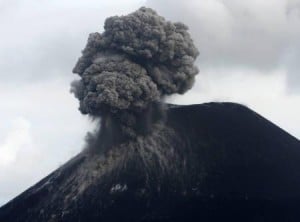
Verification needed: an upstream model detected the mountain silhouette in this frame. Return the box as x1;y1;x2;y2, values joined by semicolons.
1;103;300;222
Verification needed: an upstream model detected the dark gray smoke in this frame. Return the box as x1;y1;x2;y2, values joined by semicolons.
72;7;199;140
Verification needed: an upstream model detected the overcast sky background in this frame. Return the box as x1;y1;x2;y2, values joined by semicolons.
0;0;299;206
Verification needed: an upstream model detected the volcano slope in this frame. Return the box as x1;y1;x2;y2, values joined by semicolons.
1;102;300;222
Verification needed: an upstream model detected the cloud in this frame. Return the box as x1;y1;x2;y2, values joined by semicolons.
283;42;300;93
146;0;300;90
0;117;38;206
0;0;146;83
0;79;92;206
0;118;32;167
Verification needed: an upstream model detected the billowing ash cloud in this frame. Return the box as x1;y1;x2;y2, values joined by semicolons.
71;7;199;139
71;53;159;114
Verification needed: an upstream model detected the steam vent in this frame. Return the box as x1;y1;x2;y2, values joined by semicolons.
1;7;300;222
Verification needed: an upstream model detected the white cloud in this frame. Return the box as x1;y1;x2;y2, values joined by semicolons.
0;0;146;82
0;117;39;206
0;79;93;206
0;117;32;167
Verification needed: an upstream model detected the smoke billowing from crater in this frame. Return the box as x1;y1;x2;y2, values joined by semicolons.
71;7;199;141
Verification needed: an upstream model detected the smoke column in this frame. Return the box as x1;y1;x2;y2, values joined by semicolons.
71;7;199;147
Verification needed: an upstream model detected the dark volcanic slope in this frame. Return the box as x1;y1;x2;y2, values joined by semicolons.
1;103;300;222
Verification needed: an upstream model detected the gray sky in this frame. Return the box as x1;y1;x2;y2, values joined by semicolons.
0;0;299;206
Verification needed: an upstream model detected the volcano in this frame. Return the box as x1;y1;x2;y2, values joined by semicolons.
1;102;300;221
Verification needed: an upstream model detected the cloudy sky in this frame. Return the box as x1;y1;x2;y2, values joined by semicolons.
0;0;299;206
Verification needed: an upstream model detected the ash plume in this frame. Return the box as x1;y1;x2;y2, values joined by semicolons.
71;7;199;142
